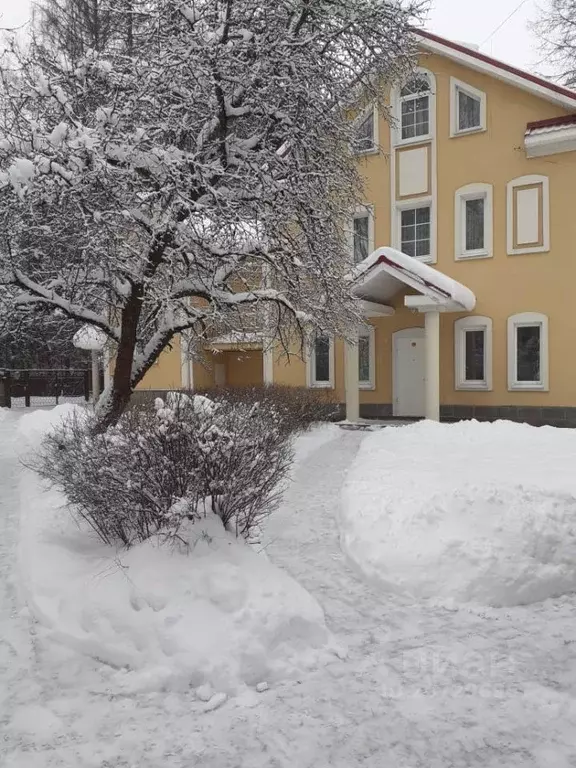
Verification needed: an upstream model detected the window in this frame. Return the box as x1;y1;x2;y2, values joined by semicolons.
507;175;550;255
358;327;375;389
350;206;374;264
308;334;334;388
450;78;486;137
400;75;431;141
455;316;492;390
507;313;549;391
353;215;369;264
401;205;431;259
354;107;377;153
455;183;493;260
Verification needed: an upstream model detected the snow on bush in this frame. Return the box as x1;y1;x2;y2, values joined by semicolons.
17;406;333;695
196;385;338;436
341;420;576;607
32;395;293;546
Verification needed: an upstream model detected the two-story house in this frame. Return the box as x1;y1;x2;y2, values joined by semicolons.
136;30;576;428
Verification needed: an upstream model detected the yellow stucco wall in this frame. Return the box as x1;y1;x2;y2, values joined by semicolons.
143;49;576;410
225;350;264;387
136;338;182;391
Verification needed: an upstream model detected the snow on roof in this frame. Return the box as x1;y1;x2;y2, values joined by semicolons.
207;332;262;346
350;247;476;312
526;114;576;135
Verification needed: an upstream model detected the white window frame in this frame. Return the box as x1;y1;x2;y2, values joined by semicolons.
450;78;487;138
353;104;379;155
507;312;549;391
358;325;376;390
454;183;493;260
507;175;550;255
307;334;334;389
394;69;435;147
349;205;375;265
454;316;493;391
395;199;435;264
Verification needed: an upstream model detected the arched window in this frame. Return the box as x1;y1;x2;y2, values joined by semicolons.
400;74;431;141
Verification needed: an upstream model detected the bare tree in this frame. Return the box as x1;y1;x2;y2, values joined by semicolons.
533;0;576;85
0;0;426;429
33;0;137;60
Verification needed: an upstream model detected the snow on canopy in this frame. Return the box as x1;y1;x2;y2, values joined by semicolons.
73;324;107;351
350;246;476;311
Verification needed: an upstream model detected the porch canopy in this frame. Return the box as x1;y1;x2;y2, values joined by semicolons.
345;247;476;423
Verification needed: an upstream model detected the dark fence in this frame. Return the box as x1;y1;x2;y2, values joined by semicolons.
0;369;91;408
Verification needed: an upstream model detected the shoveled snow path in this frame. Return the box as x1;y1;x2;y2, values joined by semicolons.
2;415;576;767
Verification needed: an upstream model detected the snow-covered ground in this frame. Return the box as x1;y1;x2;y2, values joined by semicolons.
342;420;576;608
17;405;334;697
2;409;576;767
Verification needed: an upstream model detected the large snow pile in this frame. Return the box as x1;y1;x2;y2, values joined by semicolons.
341;420;576;608
17;405;332;698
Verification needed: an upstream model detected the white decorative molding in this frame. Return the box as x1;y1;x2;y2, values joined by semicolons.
306;335;335;389
449;77;487;138
454;182;493;260
507;175;550;255
507;312;549;391
397;145;430;198
454;315;493;391
358;325;376;390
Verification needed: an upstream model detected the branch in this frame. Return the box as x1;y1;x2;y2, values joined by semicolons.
12;269;120;341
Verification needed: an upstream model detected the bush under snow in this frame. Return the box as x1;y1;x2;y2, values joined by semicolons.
17;405;333;696
341;420;576;608
33;394;293;546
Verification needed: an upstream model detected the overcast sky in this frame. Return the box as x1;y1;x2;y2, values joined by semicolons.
0;0;546;73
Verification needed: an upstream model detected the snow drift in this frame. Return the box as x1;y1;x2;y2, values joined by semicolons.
17;406;332;696
341;420;576;607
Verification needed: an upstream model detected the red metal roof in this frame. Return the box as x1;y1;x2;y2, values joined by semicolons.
526;113;576;132
417;30;576;104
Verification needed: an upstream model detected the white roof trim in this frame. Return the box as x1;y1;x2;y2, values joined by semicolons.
351;247;476;312
418;34;576;110
525;124;576;157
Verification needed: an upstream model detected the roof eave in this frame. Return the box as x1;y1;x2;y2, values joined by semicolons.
416;31;576;110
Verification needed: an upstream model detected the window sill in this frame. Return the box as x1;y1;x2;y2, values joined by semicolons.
359;382;375;391
354;146;380;157
394;133;433;148
411;254;435;265
456;382;490;391
308;382;334;389
508;382;548;392
455;250;492;261
450;126;487;138
507;246;550;256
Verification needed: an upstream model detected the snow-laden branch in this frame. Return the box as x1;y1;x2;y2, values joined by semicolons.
12;270;120;342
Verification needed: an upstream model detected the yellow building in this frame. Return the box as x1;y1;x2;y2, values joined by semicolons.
139;31;576;428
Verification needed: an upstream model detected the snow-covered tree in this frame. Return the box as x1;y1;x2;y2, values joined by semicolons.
533;0;576;85
33;0;138;59
0;0;426;428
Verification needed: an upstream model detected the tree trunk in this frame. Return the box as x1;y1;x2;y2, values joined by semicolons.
93;293;141;431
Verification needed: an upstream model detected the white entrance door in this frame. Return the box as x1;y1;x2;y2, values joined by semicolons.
393;328;425;417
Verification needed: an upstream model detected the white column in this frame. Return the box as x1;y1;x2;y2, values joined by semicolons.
91;350;100;403
180;333;192;390
103;347;111;390
424;310;440;422
344;337;360;423
263;342;274;386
